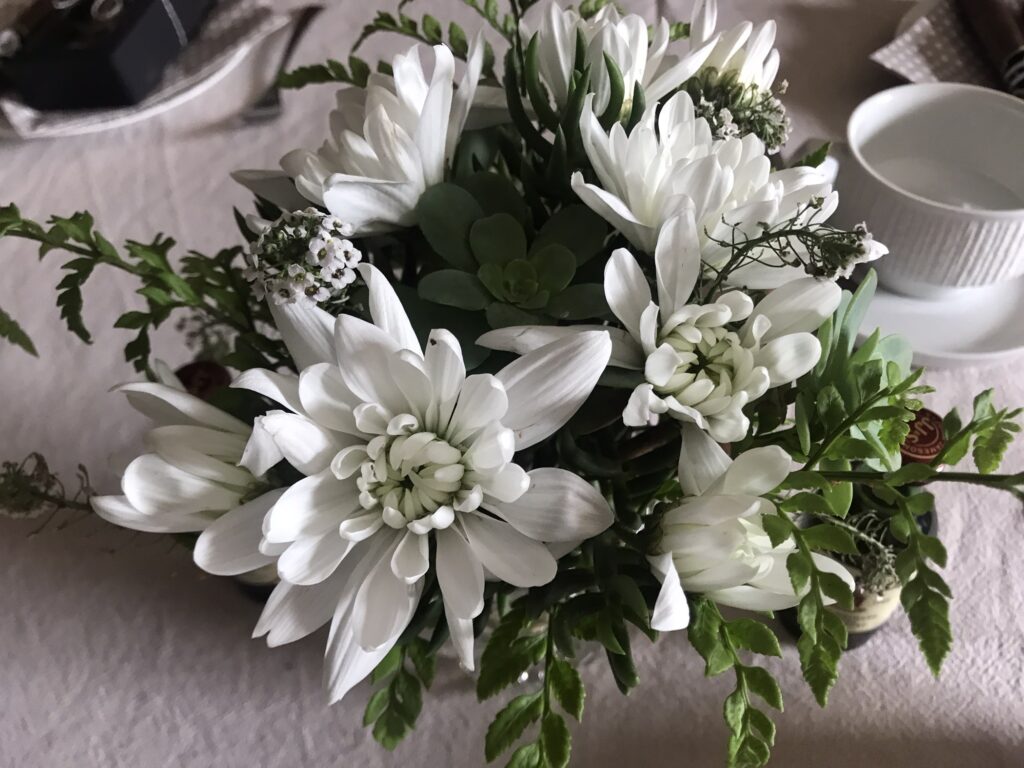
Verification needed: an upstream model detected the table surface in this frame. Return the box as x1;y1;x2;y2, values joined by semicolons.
2;2;1023;766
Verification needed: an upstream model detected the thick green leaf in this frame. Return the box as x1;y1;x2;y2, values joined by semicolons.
419;270;492;311
532;205;602;266
460;171;532;225
416;184;484;270
471;214;528;266
486;302;542;329
546;284;609;320
531;244;576;293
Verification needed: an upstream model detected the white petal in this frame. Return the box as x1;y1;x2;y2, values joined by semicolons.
497;331;612;449
423;329;466;430
268;299;337;370
444;606;476;671
193;489;285;576
717;445;792;497
117;382;248;434
463;421;515;471
91;494;206;533
645;343;681;388
298;363;361;435
654;212;701;314
322;176;421;235
391;530;430;584
254;566;348;647
476;462;530;503
746;278;841;343
461;513;557;587
648;552;690;631
259;412;349;476
265;470;359;544
353;542;423;650
122;454;241;517
477;325;644;370
239;418;285;477
356;263;421;353
231;369;305;415
278;533;355;585
706;584;801;611
324;601;396;704
333;314;407;413
755;332;822;386
436;526;485;618
678;423;731;496
604;248;652;342
447;374;508;444
487;468;613;543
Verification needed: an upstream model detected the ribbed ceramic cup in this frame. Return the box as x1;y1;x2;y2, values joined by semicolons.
839;83;1024;299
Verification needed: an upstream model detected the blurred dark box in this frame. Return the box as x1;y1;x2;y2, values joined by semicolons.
4;0;216;110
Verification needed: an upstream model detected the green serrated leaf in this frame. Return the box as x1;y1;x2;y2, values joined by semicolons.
742;666;783;711
548;659;585;721
539;712;571;768
0;306;37;355
485;692;543;761
507;742;543;768
800;524;859;555
727;619;781;658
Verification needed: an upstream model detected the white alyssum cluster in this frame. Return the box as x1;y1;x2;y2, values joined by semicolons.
244;209;361;308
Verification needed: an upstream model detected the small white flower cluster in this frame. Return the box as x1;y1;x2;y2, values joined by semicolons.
244;209;361;307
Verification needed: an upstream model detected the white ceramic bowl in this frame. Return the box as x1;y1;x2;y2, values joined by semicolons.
839;83;1024;298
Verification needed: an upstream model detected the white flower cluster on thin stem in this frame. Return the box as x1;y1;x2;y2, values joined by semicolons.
245;209;361;308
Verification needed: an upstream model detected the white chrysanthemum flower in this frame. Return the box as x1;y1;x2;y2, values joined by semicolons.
648;425;854;630
571;90;838;288
294;41;483;234
199;263;613;703
90;368;286;576
234;40;483;235
481;215;841;443
690;2;780;92
521;0;719;115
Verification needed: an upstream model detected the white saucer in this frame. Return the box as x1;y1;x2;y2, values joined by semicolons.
859;277;1024;369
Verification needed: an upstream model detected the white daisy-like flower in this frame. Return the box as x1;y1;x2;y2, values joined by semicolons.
648;424;854;630
571;89;838;288
521;0;719;115
690;1;780;92
199;263;614;703
480;215;841;443
90;367;286;577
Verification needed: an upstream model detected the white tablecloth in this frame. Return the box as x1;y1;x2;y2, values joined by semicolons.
2;2;1023;766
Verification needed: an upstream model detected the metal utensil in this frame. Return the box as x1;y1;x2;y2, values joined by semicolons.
241;4;322;124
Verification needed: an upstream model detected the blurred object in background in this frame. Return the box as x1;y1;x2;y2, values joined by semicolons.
957;0;1024;96
871;0;1024;98
0;0;217;110
0;0;293;139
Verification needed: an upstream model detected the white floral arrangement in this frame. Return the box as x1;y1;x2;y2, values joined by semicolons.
2;2;1022;766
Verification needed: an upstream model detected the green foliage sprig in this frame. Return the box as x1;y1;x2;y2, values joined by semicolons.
0;204;288;374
